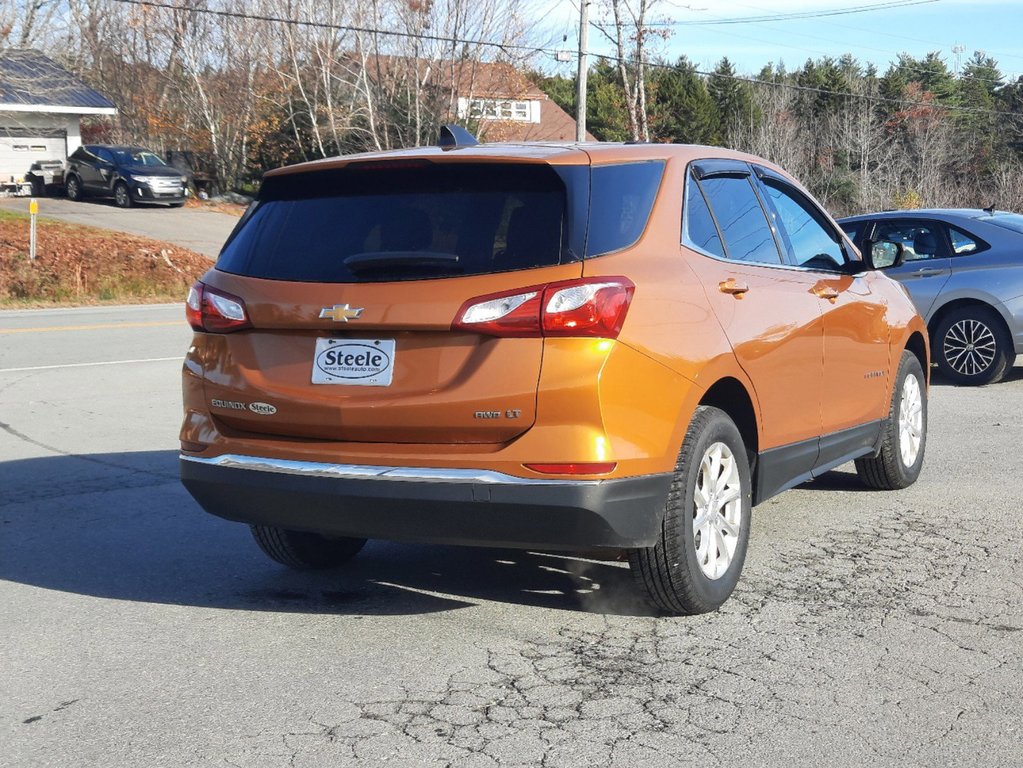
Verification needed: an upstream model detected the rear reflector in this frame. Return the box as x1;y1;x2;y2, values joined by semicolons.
186;281;252;333
453;277;634;338
524;462;617;475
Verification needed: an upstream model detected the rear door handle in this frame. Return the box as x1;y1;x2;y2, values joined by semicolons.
719;279;750;297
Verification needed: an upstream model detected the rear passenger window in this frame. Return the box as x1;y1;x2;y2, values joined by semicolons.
586;162;665;257
698;176;781;264
874;221;944;261
949;226;982;255
760;180;847;271
682;174;725;258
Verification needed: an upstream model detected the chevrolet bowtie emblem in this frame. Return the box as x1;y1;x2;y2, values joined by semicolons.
319;304;364;322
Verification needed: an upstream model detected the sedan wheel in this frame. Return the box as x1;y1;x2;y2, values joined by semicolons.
934;307;1012;385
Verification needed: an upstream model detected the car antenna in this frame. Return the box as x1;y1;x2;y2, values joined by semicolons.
437;124;479;150
983;203;996;215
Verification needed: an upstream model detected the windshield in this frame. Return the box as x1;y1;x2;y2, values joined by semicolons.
114;149;169;168
979;212;1023;235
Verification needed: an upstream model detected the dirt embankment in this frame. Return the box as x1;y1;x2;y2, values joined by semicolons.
0;212;213;306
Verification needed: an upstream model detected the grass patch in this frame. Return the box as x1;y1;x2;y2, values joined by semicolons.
0;212;212;307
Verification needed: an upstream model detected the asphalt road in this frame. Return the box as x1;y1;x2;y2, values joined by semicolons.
1;304;1021;768
0;197;238;258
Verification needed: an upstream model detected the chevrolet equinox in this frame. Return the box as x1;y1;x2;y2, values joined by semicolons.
180;128;929;615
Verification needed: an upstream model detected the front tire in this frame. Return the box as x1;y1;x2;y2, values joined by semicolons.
629;406;752;615
114;181;133;208
934;306;1013;385
66;175;83;201
250;525;366;570
855;350;927;490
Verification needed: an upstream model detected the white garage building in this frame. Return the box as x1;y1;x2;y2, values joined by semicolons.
0;49;116;192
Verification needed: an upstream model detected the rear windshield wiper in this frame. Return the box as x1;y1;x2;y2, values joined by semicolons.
343;251;461;272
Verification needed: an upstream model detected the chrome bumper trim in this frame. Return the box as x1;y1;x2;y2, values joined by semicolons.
179;453;600;486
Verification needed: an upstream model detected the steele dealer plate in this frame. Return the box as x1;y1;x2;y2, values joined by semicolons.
311;338;395;386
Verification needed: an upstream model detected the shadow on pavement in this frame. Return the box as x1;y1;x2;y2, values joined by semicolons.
0;451;648;618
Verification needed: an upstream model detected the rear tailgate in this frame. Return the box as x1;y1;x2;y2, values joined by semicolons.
199;266;581;443
194;158;587;444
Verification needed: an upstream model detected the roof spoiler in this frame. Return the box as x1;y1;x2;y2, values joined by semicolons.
438;124;479;150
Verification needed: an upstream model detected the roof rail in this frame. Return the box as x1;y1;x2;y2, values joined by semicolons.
438;124;479;150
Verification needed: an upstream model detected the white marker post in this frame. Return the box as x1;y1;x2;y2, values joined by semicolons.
29;198;38;261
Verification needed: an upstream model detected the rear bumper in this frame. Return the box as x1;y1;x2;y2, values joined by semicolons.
180;454;672;551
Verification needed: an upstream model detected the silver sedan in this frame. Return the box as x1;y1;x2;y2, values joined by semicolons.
839;209;1023;385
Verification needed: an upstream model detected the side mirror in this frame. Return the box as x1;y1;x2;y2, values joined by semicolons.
863;239;905;270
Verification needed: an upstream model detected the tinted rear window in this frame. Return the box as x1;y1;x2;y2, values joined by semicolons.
218;164;570;283
217;160;666;283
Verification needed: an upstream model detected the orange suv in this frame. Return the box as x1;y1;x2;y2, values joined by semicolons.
180;129;929;615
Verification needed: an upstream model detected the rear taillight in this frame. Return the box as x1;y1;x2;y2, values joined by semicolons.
185;281;252;333
452;277;635;338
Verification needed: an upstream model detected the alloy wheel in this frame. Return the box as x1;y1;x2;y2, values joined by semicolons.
943;318;996;376
898;373;924;467
115;184;129;207
692;441;743;580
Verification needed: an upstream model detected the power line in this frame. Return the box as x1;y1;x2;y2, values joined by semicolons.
108;0;551;57
648;0;940;26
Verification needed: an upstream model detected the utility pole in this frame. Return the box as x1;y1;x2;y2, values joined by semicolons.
575;0;590;142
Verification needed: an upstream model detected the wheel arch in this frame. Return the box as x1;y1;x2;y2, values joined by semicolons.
697;376;759;466
904;329;929;382
928;296;1013;348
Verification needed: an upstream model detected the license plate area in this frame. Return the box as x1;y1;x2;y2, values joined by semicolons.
312;338;395;386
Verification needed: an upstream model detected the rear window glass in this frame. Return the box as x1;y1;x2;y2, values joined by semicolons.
217;164;569;283
586;162;664;256
979;212;1023;235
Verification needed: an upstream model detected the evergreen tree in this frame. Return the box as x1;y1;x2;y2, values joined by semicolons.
649;56;720;145
708;57;758;138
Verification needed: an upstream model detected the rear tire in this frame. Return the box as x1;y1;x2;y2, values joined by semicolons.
628;406;752;615
855;350;927;490
933;306;1013;385
250;525;366;570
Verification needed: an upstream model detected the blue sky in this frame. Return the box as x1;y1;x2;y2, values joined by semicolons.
535;0;1023;82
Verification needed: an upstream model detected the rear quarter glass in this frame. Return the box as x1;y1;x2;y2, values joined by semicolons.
215;160;666;283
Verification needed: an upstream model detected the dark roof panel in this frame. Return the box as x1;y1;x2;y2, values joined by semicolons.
0;49;116;110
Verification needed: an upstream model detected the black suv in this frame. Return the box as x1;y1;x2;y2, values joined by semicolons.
65;145;188;208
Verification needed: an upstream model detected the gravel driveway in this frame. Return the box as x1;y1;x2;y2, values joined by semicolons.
0;196;239;258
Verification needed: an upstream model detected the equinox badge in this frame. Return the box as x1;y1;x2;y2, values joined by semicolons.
319;304;364;322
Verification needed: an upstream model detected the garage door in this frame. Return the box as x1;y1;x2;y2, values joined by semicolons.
0;126;67;183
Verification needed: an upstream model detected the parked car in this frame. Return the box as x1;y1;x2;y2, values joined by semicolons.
179;128;929;615
64;145;188;208
839;209;1023;385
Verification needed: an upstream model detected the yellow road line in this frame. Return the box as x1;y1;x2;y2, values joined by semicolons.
0;320;182;335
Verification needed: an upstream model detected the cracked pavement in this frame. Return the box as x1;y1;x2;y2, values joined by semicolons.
1;305;1021;767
